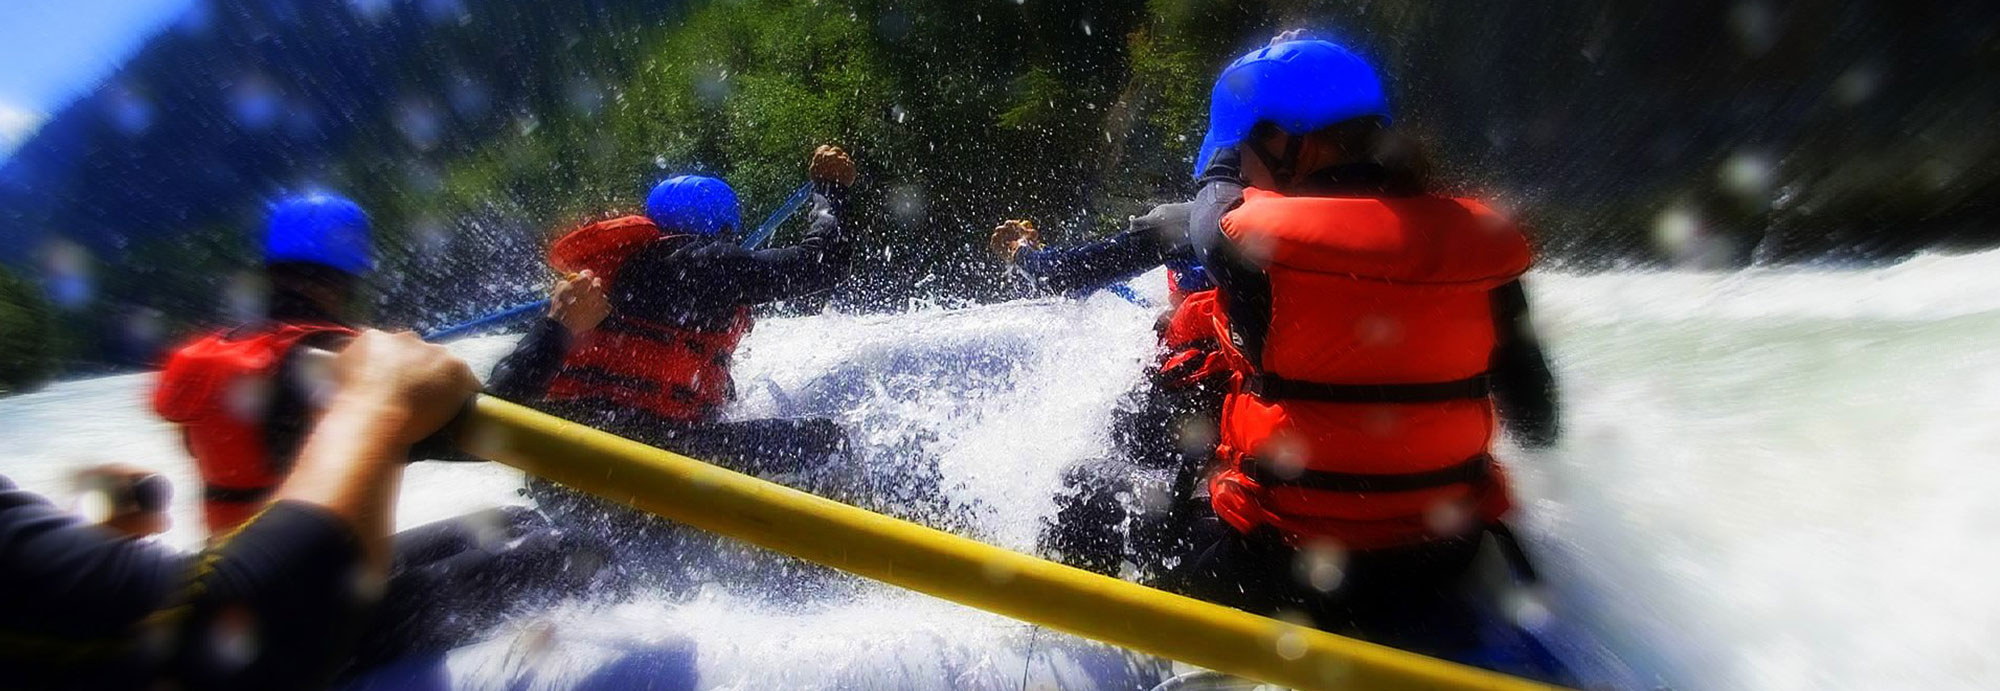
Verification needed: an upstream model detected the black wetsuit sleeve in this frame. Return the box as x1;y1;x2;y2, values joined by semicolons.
1013;203;1196;296
1015;228;1166;296
1188;148;1274;364
0;479;363;688
0;476;179;643
617;182;856;317
1489;280;1561;447
265;330;353;477
170;501;366;688
270;332;471;463
485;318;572;403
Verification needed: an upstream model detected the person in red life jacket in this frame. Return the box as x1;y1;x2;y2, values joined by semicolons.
147;193;619;676
1172;38;1562;663
999;38;1564;667
153;193;609;536
496;145;862;552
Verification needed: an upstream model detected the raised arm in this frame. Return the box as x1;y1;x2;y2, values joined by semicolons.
1187;147;1277;363
621;146;861;316
487;271;608;402
996;202;1193;296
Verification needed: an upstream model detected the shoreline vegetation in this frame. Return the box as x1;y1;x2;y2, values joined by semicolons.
0;0;1992;385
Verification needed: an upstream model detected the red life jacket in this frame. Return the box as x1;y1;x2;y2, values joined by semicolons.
153;323;354;535
1166;267;1198;305
1156;288;1230;388
1205;187;1531;550
542;215;753;423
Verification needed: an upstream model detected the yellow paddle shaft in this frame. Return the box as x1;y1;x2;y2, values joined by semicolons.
457;395;1563;691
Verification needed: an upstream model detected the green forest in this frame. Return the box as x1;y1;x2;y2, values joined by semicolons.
331;0;2000;313
1;0;1993;390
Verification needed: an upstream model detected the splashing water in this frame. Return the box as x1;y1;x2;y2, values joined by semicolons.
6;256;2000;689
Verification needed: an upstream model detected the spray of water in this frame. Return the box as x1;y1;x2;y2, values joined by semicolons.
7;257;2000;688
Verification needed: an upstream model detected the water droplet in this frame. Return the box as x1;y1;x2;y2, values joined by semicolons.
1832;65;1881;107
1293;540;1347;593
1720;152;1774;201
228;74;283;132
1422;497;1477;537
695;66;731;107
225;375;273;423
76;489;114;523
1653;204;1700;256
394;98;444;151
888;185;928;227
1274;628;1308;660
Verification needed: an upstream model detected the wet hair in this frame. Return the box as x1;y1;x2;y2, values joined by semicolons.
266;261;356;321
1254;117;1435;196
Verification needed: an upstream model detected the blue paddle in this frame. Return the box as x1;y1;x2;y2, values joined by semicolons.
1104;283;1150;308
740;182;815;251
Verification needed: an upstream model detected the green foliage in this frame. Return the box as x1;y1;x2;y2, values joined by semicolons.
18;0;1997;375
309;0;2000;317
0;268;55;394
372;0;1253;307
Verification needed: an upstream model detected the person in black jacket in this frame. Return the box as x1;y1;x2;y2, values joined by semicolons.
2;331;487;689
491;145;863;559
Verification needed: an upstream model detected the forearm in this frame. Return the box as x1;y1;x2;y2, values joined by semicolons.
715;183;856;304
1493;346;1559;444
1016;227;1169;295
0;479;178;637
770;183;856;294
485;318;570;402
271;396;411;572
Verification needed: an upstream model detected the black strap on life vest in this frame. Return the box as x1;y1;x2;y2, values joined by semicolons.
1485;520;1540;584
203;483;275;504
1246;130;1306;188
1241;373;1491;404
597;314;736;361
595;314;680;340
1243;454;1491;493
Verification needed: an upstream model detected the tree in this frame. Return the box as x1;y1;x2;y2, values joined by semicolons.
0;268;56;394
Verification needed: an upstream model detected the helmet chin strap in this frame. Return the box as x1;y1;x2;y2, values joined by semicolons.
1247;134;1305;191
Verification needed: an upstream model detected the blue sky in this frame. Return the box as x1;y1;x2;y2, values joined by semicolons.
0;0;193;156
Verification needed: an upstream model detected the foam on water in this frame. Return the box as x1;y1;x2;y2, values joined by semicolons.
6;254;2000;689
1516;251;2000;689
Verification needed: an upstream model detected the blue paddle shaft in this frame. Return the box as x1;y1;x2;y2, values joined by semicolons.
742;182;815;251
423;299;549;342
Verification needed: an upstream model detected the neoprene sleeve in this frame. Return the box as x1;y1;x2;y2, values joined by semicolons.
0;480;365;689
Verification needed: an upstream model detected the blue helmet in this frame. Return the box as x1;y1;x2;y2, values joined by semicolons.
264;193;373;275
645;175;740;237
1193;39;1390;178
